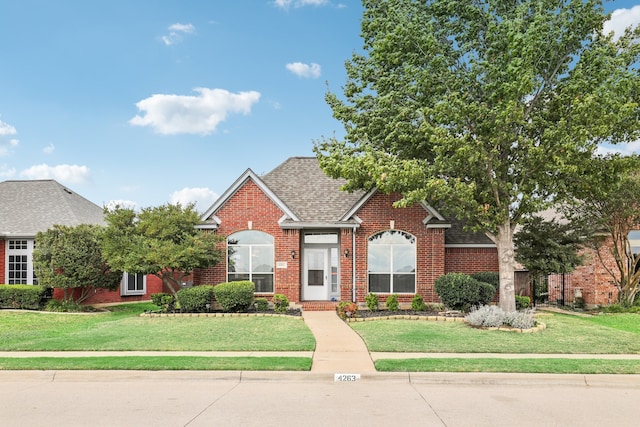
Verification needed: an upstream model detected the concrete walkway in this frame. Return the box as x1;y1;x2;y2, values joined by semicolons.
301;311;376;373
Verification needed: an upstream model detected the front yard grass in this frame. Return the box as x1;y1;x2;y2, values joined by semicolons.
0;303;315;351
350;313;640;354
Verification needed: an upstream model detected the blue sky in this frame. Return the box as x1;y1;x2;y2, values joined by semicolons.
1;0;639;212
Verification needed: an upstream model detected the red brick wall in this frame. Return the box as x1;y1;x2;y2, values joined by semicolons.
565;243;619;306
193;180;302;303
445;247;499;274
52;274;164;304
353;192;446;303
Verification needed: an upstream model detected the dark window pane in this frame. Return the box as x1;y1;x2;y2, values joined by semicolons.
369;274;390;293
228;274;250;282
252;274;273;293
308;269;324;286
393;274;415;293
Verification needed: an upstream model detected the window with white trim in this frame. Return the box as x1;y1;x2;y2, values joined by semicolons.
121;272;146;296
368;230;416;293
227;230;274;293
6;239;37;285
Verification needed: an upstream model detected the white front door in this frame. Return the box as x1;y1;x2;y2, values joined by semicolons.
303;248;328;300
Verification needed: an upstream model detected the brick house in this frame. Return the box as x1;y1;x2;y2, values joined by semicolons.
194;157;499;307
0;179;162;304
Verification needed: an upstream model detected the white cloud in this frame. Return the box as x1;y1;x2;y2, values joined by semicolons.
162;22;195;46
0;118;17;136
603;6;640;41
596;140;640;156
43;143;55;154
286;62;322;78
274;0;329;8
19;164;91;184
170;187;219;211
130;87;261;135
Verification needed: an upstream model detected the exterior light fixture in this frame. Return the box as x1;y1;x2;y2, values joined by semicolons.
344;248;349;258
291;250;296;259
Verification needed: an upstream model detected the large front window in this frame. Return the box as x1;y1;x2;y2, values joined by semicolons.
368;230;416;293
121;272;146;296
228;230;274;293
6;239;37;285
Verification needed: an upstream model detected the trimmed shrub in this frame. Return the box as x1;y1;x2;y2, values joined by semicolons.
465;305;505;327
515;295;531;310
213;281;255;312
273;294;290;313
385;294;400;311
411;294;426;311
176;285;214;313
0;284;47;310
470;271;500;293
254;297;269;312
504;309;536;329
365;293;379;311
151;292;176;313
434;273;495;312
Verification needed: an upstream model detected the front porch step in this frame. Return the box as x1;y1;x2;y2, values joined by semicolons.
301;301;339;311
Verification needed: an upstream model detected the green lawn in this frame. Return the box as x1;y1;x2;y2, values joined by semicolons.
0;304;316;351
0;356;312;371
350;313;640;354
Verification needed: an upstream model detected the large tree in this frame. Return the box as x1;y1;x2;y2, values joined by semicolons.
314;0;640;311
101;203;224;298
33;224;122;303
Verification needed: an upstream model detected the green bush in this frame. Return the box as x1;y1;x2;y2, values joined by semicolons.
44;299;82;312
470;271;500;293
150;292;176;313
0;284;47;310
515;295;531;310
176;285;214;313
385;294;400;311
254;297;269;312
213;281;255;312
434;273;496;312
411;294;426;311
273;294;290;313
365;293;379;311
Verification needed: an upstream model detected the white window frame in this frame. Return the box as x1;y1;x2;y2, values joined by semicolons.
227;230;274;293
367;230;416;294
120;272;146;296
5;239;37;285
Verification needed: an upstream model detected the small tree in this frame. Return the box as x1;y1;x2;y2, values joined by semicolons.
101;203;224;298
33;224;122;303
567;155;640;306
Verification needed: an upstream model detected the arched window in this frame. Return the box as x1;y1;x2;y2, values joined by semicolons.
368;230;416;293
227;230;274;293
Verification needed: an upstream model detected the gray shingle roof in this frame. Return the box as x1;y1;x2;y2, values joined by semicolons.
0;180;105;237
261;157;365;223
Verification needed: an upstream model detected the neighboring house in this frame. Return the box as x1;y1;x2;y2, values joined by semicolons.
194;157;499;307
0;180;162;304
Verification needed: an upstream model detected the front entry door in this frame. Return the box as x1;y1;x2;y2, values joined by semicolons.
303;248;328;300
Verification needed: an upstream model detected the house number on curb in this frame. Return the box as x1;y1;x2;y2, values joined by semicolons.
334;373;361;382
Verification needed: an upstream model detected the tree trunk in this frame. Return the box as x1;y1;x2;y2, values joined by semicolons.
493;221;517;312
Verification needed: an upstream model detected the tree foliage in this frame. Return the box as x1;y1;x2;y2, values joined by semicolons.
514;216;585;275
33;224;122;303
101;203;224;298
564;155;640;306
314;0;640;311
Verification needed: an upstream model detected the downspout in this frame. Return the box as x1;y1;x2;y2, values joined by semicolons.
352;226;357;303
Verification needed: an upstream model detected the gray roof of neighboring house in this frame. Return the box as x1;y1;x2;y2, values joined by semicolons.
261;157;365;224
0;180;105;237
